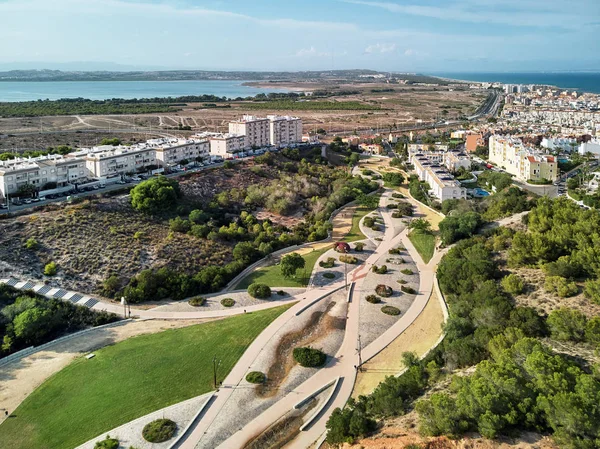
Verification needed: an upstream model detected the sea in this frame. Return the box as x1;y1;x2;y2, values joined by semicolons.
430;72;600;94
0;80;291;102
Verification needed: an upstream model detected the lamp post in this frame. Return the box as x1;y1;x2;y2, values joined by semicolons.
213;356;221;390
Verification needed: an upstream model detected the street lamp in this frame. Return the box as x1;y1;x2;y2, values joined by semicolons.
213;356;222;389
121;296;128;318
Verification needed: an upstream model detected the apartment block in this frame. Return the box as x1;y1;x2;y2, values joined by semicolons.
489;135;558;182
266;115;303;148
151;138;210;166
0;155;87;198
229;115;270;149
209;133;247;157
410;154;467;202
71;144;157;179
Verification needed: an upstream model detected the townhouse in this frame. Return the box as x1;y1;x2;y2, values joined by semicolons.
150;138;210;166
489;135;558;182
410;153;467;202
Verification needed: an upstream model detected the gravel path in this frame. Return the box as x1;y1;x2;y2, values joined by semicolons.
196;289;347;449
76;393;213;449
310;241;376;288
359;210;385;243
148;288;306;313
358;245;420;347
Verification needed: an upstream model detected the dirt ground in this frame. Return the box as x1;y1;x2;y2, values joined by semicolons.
0;83;486;141
0;319;210;424
352;289;445;397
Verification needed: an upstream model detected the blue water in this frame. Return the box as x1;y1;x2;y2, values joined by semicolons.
0;80;291;102
430;72;600;94
474;188;490;197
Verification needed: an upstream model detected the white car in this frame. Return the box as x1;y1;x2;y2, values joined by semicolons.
131;176;142;182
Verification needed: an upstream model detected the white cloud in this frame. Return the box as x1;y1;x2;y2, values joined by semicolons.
364;43;397;54
295;47;330;57
404;49;416;56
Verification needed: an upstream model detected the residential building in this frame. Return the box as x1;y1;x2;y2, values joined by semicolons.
541;137;577;152
489;135;558;182
579;139;600;156
229;115;270;149
0;155;87;198
151;138;210;167
359;143;383;154
71;144;157;179
267;115;303;148
444;151;472;172
209;133;247;158
411;154;467;202
465;133;485;152
408;143;449;152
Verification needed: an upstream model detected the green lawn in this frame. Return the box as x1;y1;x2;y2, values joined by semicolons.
408;231;436;264
236;246;329;289
0;305;291;449
343;203;379;243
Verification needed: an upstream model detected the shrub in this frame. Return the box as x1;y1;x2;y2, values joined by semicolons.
392;193;405;199
131;176;181;215
388;247;402;254
397;279;407;285
584;279;600;305
24;238;38;249
401;268;414;275
246;371;266;384
44;261;57;276
501;274;525;295
354;242;365;252
366;294;381;303
544;276;578;298
386;203;398;209
133;231;145;240
547;307;587;342
319;257;335;268
333;241;351;253
375;284;393;297
372;265;388;274
142;418;177;443
401;285;417;294
381;305;401;316
95;436;119;449
323;272;336;279
277;290;286;296
339;255;358;264
363;216;375;228
248;283;271;299
220;298;235;307
189;296;206;307
293;347;327;367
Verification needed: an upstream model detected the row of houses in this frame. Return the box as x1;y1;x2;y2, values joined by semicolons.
0;115;304;198
409;150;469;201
489;135;558;182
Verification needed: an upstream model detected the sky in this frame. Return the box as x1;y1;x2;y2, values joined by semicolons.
0;0;599;73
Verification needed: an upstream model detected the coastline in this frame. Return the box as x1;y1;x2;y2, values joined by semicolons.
242;81;313;91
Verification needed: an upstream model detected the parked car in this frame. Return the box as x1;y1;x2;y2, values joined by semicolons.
24;198;32;204
131;176;142;182
38;196;46;201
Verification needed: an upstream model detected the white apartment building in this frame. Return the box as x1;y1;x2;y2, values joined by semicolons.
541;137;577;152
579;139;600;156
0;155;87;198
266;115;303;148
71;144;157;179
209;133;247;158
150;138;210;167
229;115;270;149
411;154;467;202
407;147;471;173
489;135;558;182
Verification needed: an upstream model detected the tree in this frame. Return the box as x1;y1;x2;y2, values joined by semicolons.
408;218;431;233
247;283;271;299
131;176;182;214
13;307;53;345
547;308;587;342
44;261;57;276
382;172;404;186
280;253;306;279
501;274;524;295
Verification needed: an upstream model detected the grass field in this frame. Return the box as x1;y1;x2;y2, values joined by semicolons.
236;246;329;289
0;305;291;449
342;205;378;242
408;231;436;264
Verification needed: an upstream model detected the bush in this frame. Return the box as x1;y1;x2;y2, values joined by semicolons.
188;296;206;307
333;241;351;253
501;274;525;295
544;276;578;298
323;272;336;279
381;305;401;316
371;264;388;274
142;418;177;443
94;436;119;449
24;238;38;250
319;257;335;268
401;285;417;294
277;290;286;296
248;283;271;299
388;247;402;255
392;193;405;199
339;255;358;264
375;284;393;297
245;371;266;384
382;172;405;186
366;294;381;304
363;216;375;228
354;242;365;252
44;261;57;276
584;279;600;305
397;279;407;285
400;268;414;275
547;307;587;342
293;347;327;367
220;298;235;307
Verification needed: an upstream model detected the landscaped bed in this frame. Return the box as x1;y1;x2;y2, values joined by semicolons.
0;305;292;449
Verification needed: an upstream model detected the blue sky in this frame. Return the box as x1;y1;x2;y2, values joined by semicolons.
0;0;599;72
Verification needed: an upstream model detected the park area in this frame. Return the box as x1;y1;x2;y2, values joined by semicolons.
0;305;291;449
